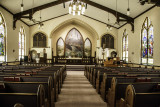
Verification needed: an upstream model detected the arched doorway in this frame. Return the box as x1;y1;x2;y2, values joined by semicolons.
65;28;83;58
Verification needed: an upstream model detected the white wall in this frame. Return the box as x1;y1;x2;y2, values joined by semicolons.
0;7;30;62
118;7;160;65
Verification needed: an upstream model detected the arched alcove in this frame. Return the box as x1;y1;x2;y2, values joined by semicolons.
33;32;47;47
65;28;83;58
84;38;92;57
57;37;64;56
50;18;97;57
101;34;114;49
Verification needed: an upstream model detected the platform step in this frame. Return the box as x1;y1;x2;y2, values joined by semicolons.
66;65;85;71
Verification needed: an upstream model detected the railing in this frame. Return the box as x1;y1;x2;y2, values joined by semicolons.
52;56;97;65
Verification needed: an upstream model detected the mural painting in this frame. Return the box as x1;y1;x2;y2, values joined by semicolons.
65;28;83;58
84;38;91;57
57;38;64;56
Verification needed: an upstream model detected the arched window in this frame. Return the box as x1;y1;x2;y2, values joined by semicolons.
19;26;25;60
33;32;46;47
101;34;114;49
57;38;64;56
65;28;83;58
122;29;128;62
0;13;6;62
84;38;92;57
141;17;153;64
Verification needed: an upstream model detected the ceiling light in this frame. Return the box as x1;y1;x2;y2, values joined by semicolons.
21;0;24;12
127;0;130;16
127;8;130;16
38;10;44;29
107;25;112;31
107;12;112;31
69;0;86;15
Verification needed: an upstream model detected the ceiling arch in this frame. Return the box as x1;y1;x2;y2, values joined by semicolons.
50;18;99;40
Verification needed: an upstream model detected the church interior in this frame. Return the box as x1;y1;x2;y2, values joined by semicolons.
0;0;160;107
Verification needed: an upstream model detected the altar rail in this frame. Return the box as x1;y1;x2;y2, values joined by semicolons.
52;56;96;65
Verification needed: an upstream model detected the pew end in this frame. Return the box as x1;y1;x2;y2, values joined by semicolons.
125;85;135;107
107;77;116;107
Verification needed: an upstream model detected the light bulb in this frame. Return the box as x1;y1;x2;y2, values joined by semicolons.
106;26;109;30
38;24;40;29
69;7;72;14
73;11;75;15
73;3;76;10
21;4;24;12
69;3;72;14
81;11;84;14
82;4;85;12
127;8;130;16
79;3;82;10
41;24;44;29
78;11;80;15
110;27;112;31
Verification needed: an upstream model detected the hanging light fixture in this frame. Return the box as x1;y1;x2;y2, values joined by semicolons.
107;12;112;31
127;0;130;16
114;0;120;26
21;0;24;12
69;0;86;15
38;10;44;29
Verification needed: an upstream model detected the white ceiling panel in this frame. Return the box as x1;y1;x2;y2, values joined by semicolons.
91;0;154;18
0;0;57;14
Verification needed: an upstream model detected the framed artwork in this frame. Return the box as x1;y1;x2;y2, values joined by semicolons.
65;28;83;58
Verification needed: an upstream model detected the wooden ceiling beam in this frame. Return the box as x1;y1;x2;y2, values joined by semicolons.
82;0;134;22
14;0;70;18
13;0;134;31
13;0;70;29
81;0;134;32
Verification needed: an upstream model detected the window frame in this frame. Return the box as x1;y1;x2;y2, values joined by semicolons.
19;26;25;60
33;32;47;48
0;12;6;62
122;29;128;62
141;17;154;65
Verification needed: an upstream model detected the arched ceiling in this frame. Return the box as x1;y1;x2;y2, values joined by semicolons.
0;0;155;29
50;18;99;39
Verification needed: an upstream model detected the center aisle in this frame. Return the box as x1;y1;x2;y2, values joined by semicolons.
55;71;107;107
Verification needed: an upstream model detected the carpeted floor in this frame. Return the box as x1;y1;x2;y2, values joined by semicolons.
55;71;107;107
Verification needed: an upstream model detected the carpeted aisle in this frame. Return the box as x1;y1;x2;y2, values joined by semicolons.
55;71;107;107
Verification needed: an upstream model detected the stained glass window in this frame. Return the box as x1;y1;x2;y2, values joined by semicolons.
141;17;153;64
33;32;46;47
122;29;128;62
0;13;6;62
19;26;25;60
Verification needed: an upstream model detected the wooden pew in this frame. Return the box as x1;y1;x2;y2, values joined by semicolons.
121;84;160;107
95;67;160;94
100;73;160;101
107;77;160;107
0;83;46;107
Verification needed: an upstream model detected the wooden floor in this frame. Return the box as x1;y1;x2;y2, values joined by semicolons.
55;71;107;107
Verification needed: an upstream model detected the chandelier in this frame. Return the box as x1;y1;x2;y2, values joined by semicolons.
69;0;86;15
